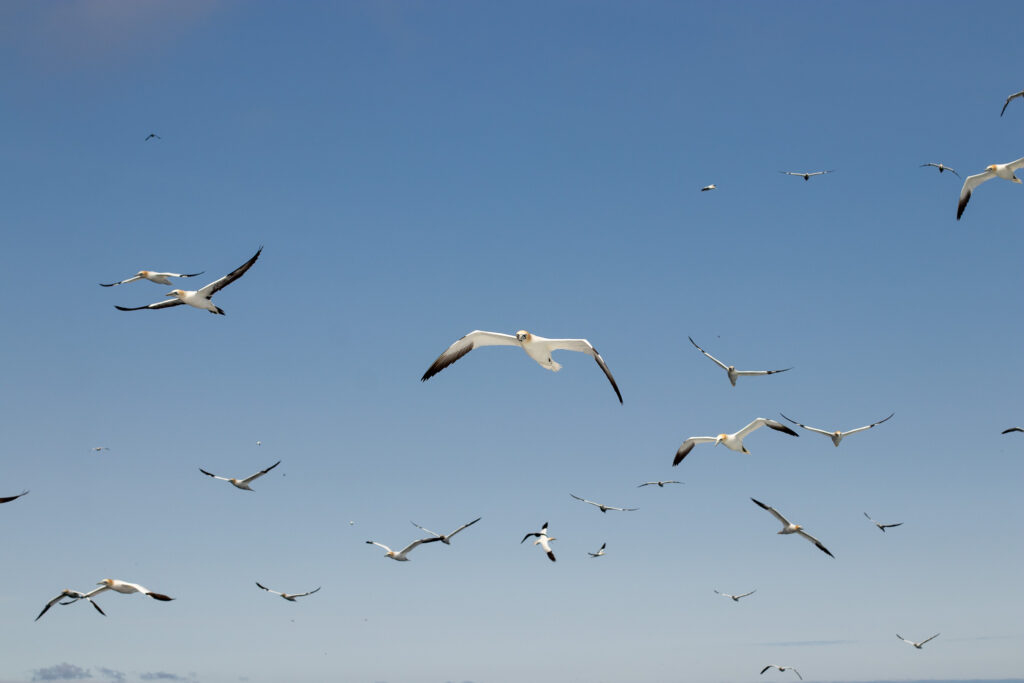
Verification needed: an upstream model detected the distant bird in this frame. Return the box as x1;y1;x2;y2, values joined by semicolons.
760;665;802;680
751;498;834;558
365;537;441;561
410;517;481;544
897;633;939;649
35;589;106;621
701;184;717;191
715;589;756;602
91;447;110;452
256;440;262;446
780;170;833;181
521;522;556;562
100;270;203;287
255;582;321;601
863;512;903;532
144;133;162;141
779;412;893;447
1001;427;1023;434
0;490;29;504
957;158;1024;219
588;542;606;558
637;480;682;488
1000;89;1024;116
688;337;792;386
421;330;622;403
199;460;280;491
115;247;261;315
674;417;798;466
569;494;638;513
920;162;960;178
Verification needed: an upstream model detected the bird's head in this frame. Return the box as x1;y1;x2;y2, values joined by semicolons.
138;271;149;277
97;579;113;587
987;164;998;173
165;289;184;298
832;431;841;437
715;434;727;446
515;330;530;342
727;365;735;372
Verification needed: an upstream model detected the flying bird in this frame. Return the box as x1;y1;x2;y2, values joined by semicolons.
199;460;280;491
588;542;606;558
62;579;173;608
569;493;637;513
255;583;321;601
115;247;261;314
714;589;756;602
521;522;556;562
920;162;960;178
751;498;834;558
701;184;717;191
760;665;802;680
688;337;792;386
1000;89;1024;116
365;537;441;561
864;512;903;532
637;480;682;488
780;170;833;181
779;412;893;447
421;330;622;403
35;589;106;621
673;417;798;466
91;447;110;452
410;517;481;544
897;633;940;649
0;490;28;504
956;158;1024;219
100;270;204;287
144;133;162;141
1001;427;1022;434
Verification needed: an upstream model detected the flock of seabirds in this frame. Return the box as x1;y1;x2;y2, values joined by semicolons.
8;92;1024;679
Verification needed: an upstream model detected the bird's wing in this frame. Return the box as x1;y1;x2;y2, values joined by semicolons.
897;634;911;643
446;517;481;539
115;299;185;311
85;597;106;616
779;171;800;176
169;271;204;279
638;482;654;487
778;413;831;437
792;669;802;680
410;521;441;538
796;529;834;558
570;494;600;507
543;338;622;403
241;460;281;484
292;587;321;598
673;436;717;465
737;417;798;439
920;633;940;645
198;468;231;482
880;522;903;529
1002;91;1024;116
947;168;961;178
735;367;792;377
36;593;72;621
100;275;143;287
256;582;284;595
841;412;894;436
958;170;997;220
921;163;938;169
197;247;262;298
366;541;392;553
520;532;540;543
0;490;28;504
761;665;775;674
736;590;756;599
145;591;173;601
398;537;442;555
1006;156;1024;172
864;512;875;523
751;498;791;527
714;590;729;598
420;330;520;381
688;337;729;371
1002;427;1023;434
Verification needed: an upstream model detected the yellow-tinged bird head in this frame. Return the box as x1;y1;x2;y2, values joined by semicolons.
516;330;531;342
832;431;841;437
987;164;998;172
97;579;113;587
715;434;728;446
138;271;149;277
165;289;183;298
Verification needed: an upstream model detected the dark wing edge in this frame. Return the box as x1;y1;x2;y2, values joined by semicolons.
421;337;474;381
115;300;185;311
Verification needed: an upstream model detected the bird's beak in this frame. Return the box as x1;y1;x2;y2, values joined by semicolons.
164;291;175;297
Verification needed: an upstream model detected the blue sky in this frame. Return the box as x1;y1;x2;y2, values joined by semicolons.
1;2;1022;682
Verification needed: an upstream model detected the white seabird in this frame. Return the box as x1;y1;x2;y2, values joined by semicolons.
637;480;682;488
920;162;960;178
780;170;833;181
714;589;756;602
751;498;834;558
1001;89;1024;116
365;537;441;561
35;589;106;621
569;493;637;513
61;579;174;610
100;270;203;287
199;460;280;491
673;417;798;466
588;542;606;558
410;517;481;544
701;184;717;191
115;247;261;314
421;329;622;403
864;512;903;532
780;412;893;447
521;522;556;562
255;582;321;601
760;665;802;680
897;633;939;649
688;337;792;386
956;158;1024;219
91;447;110;453
0;490;29;504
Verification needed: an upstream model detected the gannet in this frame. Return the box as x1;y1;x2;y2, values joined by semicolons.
255;582;321;601
199;460;280;491
714;589;756;602
688;337;792;386
35;589;106;621
410;517;481;544
115;247;261;314
421;330;622;403
569;493;637;513
701;184;717;191
760;665;802;680
64;579;174;608
897;633;939;649
637;480;682;488
0;490;28;504
1001;89;1024;116
863;512;903;532
751;498;834;558
1001;427;1023;434
521;522;556;562
100;270;203;287
920;162;960;177
588;542;606;558
673;417;798;466
365;537;441;561
779;412;893;446
780;170;833;181
91;447;110;452
144;133;162;141
956;158;1024;219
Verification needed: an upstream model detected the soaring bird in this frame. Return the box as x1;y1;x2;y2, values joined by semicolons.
701;184;717;191
521;522;556;562
637;480;682;488
144;133;162;141
688;337;792;386
588;542;607;558
1001;427;1023;434
751;498;834;558
35;589;106;621
199;460;280;491
760;665;802;680
0;490;28;504
410;517;481;544
365;537;441;561
956;158;1024;219
90;447;110;453
255;583;321;601
780;170;833;181
421;330;622;403
1000;89;1024;116
569;494;637;513
673;417;798;465
897;633;939;649
864;512;903;532
920;162;960;178
779;412;893;447
714;589;756;602
55;579;174;615
115;247;261;314
100;270;203;287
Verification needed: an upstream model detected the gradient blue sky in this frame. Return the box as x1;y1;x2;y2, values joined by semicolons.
1;2;1022;682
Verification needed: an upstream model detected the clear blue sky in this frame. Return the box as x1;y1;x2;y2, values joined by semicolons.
1;2;1022;682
